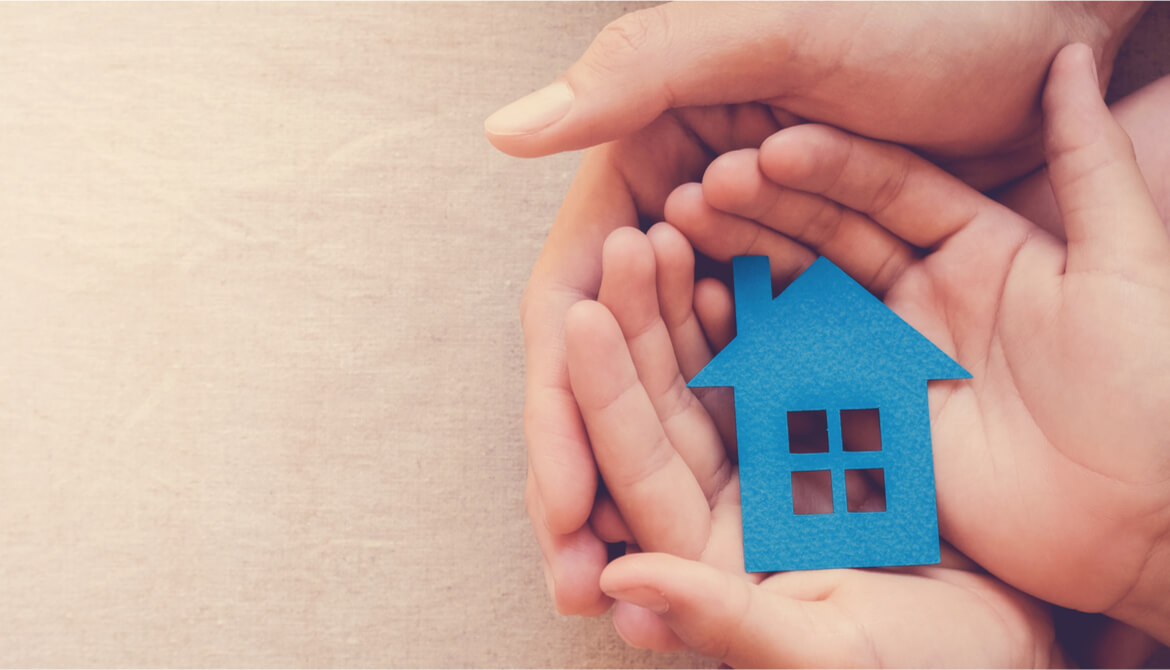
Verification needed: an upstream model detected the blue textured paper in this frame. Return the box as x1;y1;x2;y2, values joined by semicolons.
688;257;970;572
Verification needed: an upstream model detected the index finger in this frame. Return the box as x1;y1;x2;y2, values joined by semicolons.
565;300;712;559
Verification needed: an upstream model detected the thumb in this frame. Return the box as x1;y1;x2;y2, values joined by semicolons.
1043;43;1170;276
484;4;801;158
600;553;865;668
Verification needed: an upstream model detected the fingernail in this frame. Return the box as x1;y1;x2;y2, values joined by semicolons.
608;586;670;614
485;81;574;136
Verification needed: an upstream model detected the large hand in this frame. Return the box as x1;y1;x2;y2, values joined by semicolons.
495;2;1148;614
488;3;1146;187
564;224;1061;667
666;44;1170;641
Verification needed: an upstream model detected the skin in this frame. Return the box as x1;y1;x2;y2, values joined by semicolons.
566;225;1062;667
565;44;1170;666
488;1;1150;616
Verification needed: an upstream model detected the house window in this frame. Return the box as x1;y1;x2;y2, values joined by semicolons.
841;408;881;451
788;408;886;514
786;410;829;453
846;468;886;512
791;470;833;515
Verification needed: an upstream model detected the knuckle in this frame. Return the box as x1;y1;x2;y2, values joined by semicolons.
867;251;904;298
610;434;675;492
868;151;911;216
586;6;668;75
1105;121;1138;164
659;374;698;423
803;200;845;250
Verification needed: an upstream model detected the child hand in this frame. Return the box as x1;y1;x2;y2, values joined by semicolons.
565;224;1061;667
664;43;1170;642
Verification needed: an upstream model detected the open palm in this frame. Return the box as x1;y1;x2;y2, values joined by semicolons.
564;224;1061;667
664;45;1170;633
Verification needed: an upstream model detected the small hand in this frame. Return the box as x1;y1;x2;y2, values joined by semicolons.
665;43;1170;640
565;224;1061;667
519;111;783;615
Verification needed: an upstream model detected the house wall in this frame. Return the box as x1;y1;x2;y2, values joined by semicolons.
736;385;941;572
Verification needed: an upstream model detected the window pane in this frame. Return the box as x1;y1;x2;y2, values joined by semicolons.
791;470;833;514
787;409;829;454
845;468;886;512
841;408;881;452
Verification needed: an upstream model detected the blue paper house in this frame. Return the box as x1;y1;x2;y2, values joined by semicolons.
688;256;969;572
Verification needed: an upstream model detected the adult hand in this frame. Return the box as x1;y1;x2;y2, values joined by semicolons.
494;2;1148;615
666;43;1170;642
488;3;1145;187
563;223;1061;666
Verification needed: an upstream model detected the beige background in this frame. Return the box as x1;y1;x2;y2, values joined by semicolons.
1;3;1167;668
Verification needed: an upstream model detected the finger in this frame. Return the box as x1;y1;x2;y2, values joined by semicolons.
693;278;735;352
1042;42;1170;276
644;222;712;380
691;277;738;453
522;147;640;536
1000;66;1170;239
590;488;635;545
674;103;800;158
485;4;805;157
525;473;612;616
601;553;862;668
521;288;596;536
646;222;739;459
664;181;817;286
611;601;687;652
702;147;916;297
597;229;730;503
757;123;990;251
565;300;711;559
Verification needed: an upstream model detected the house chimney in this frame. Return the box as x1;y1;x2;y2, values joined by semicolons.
733;256;771;333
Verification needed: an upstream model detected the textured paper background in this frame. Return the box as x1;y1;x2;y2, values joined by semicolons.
1;3;1167;667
